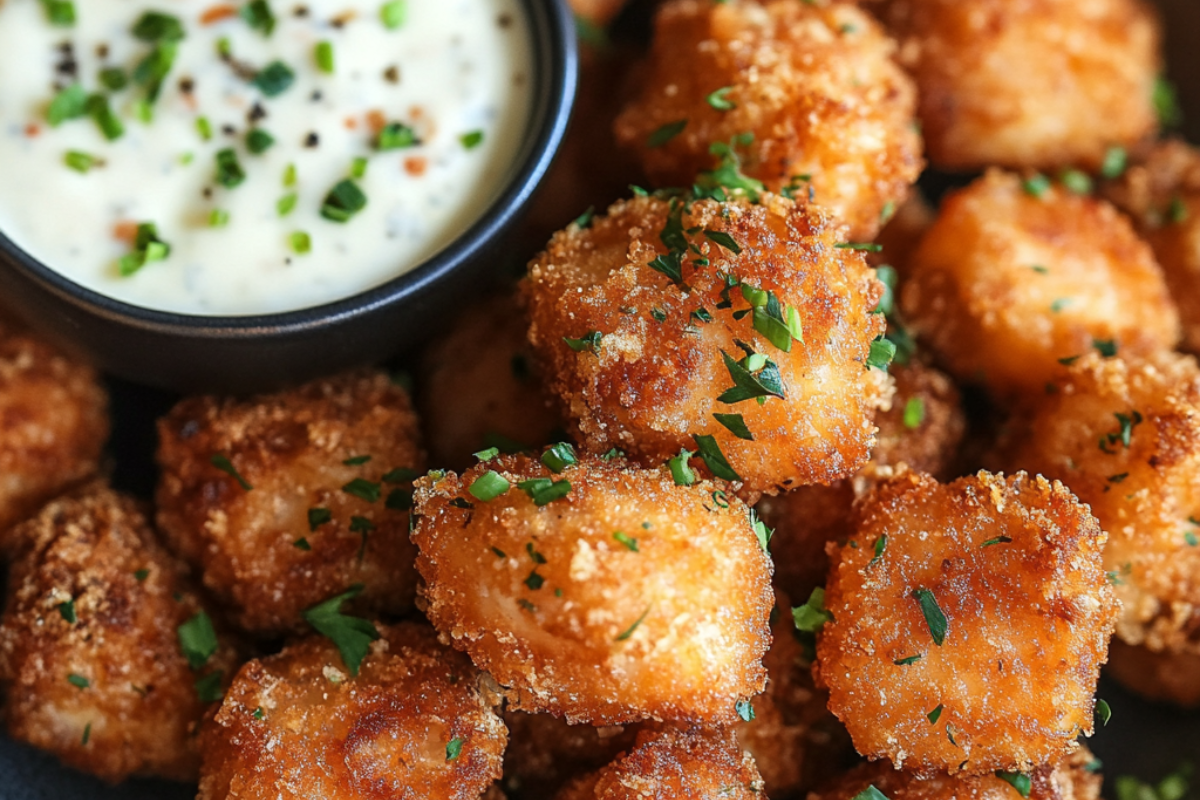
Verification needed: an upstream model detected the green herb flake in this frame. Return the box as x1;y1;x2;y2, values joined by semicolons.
563;331;603;353
912;588;948;646
718;349;785;404
693;433;740;481
290;231;312;255
342;477;382;503
792;587;832;633
254;60;295;96
276;192;298;217
320;179;368;222
668;449;696;486
1101;147;1128;180
380;0;407;28
294;538;312;550
134;569;150;582
315;40;335;73
81;721;91;745
1154;76;1183;129
177;611;219;670
703;229;741;253
735;698;755;722
86;93;125;140
750;509;772;553
46;84;88;126
1093;338;1118;357
1168;196;1189;225
67;673;90;689
835;242;883;252
573;206;595;229
516;478;571;506
982;535;1013;547
903;397;925;429
894;654;922;666
469;470;510;502
460;130;484;149
64;150;104;174
541;442;577;473
246;128;276;154
868;534;887;567
377;122;419;150
194;671;224;703
613;531;639;551
706;86;736;111
241;0;276;35
132;11;185;42
866;338;896;371
1050;298;1073;313
58;599;77;623
445;736;465;761
523;570;544;591
995;772;1032;799
1060;169;1093;195
615;605;652;641
39;0;76;26
647;119;687;148
308;507;332;532
927;704;943;725
214;148;246;189
1095;698;1111;726
713;412;753;441
301;584;380;676
211;454;252;490
1022;174;1052;198
850;786;890;800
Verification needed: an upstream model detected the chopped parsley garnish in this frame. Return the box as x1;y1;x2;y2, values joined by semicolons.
445;736;465;761
894;654;922;666
39;0;76;26
995;772;1032;798
315;40;335;73
1154;76;1183;129
211;453;253;489
792;587;832;632
87;94;125;140
703;229;741;253
574;206;595;229
377;122;420;150
294;538;312;550
615;605;652;641
209;209;231;228
1060;169;1093;195
473;447;500;462
912;588;948;645
1050;297;1073;313
747;288;803;352
1101;146;1128;180
277;193;298;217
835;242;883;252
343;455;372;466
718;349;785;403
469;470;510;502
694;135;764;201
290;231;312;255
58;600;77;623
101;66;129;91
668;449;696;486
647;119;687;148
1095;698;1111;726
132;11;185;42
64;151;104;174
866;337;896;371
246;128;276;154
850;787;890;800
254;60;295;96
868;534;887;567
1100;411;1143;452
735;699;755;722
134;569;150;581
1022;174;1051;198
693;434;740;481
241;0;277;35
308;507;332;531
194;671;224;703
383;467;418;483
523;570;544;590
927;704;943;724
541;443;577;473
214;148;246;188
903;397;925;429
982;535;1013;547
713;413;753;441
301;585;380;676
1168;197;1189;224
46;84;88;126
706;86;736;111
67;673;90;689
81;722;91;745
1093;338;1118;357
177;611;219;670
613;532;639;551
749;509;772;553
342;477;381;503
321;179;368;222
526;543;547;564
563;331;603;353
516;478;571;506
460;130;484;149
380;0;407;28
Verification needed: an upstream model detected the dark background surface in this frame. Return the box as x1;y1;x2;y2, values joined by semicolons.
2;0;1199;796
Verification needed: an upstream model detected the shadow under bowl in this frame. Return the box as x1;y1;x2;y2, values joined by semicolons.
0;0;577;395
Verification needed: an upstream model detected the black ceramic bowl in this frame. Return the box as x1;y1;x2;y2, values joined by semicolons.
0;0;577;396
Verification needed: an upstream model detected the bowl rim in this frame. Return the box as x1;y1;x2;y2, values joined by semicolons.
0;0;578;337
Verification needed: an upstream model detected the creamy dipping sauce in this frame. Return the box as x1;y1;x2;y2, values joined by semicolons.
0;0;534;315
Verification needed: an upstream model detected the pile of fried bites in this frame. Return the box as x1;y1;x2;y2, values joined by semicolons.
1;0;1198;797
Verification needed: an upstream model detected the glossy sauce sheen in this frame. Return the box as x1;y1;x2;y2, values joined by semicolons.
0;0;533;315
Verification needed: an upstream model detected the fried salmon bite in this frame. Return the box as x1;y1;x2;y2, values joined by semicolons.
524;193;890;495
877;0;1160;171
198;622;507;800
806;747;1102;800
1004;353;1200;659
0;483;242;783
552;728;766;800
156;370;425;635
613;0;922;241
901;170;1179;397
0;319;107;543
815;471;1117;776
410;450;774;725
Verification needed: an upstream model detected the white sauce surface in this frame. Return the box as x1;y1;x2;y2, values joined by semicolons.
0;0;533;315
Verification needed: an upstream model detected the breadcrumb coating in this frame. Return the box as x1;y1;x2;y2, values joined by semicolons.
901;170;1179;396
411;451;773;725
198;623;506;800
501;710;642;799
156;370;425;634
0;483;241;783
879;0;1160;171
614;0;923;240
816;471;1117;776
0;320;107;544
524;193;890;495
1107;639;1200;708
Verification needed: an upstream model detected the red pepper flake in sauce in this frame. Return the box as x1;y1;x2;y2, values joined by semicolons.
403;156;427;177
199;4;238;24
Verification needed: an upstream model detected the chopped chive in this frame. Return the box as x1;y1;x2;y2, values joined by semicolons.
515;478;571;506
612;531;639;551
320;179;367;222
574;206;595;229
903;397;925;429
995;772;1032;799
1060;169;1093;195
835;242;883;252
315;40;335;73
46;84;88;126
894;654;922;666
246;128;276;154
380;0;406;28
469;471;510;502
350;157;368;179
460;130;484;149
196;116;213;141
208;209;230;228
39;0;76;26
706;86;735;111
1095;698;1111;726
290;231;311;254
253;61;295;97
81;722;91;745
541;443;577;473
86;94;124;140
473;447;500;462
240;0;277;35
982;535;1013;547
211;454;252;490
132;11;185;41
377;122;419;150
64;151;104;173
615;605;652;641
647;119;687;148
277;193;298;217
99;67;128;91
792;587;832;632
214;148;246;188
283;163;297;187
68;673;89;689
912;588;948;646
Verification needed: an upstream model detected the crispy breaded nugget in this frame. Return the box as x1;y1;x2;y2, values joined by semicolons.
417;294;561;470
878;0;1160;171
1107;640;1200;708
554;728;766;800
613;0;922;241
501;710;642;798
869;192;936;277
0;320;107;542
198;622;506;800
816;471;1117;776
1005;353;1200;656
156;370;424;634
411;451;773;725
0;483;241;783
735;591;850;798
901;170;1179;397
759;359;965;600
1101;139;1200;355
807;746;1102;800
524;193;890;495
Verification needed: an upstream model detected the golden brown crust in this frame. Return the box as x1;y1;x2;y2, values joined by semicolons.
411;451;773;726
901;170;1179;397
501;710;643;798
1004;352;1200;654
807;746;1103;800
0;322;108;543
614;0;923;240
524;193;890;495
555;728;766;800
155;370;425;634
198;623;506;800
1101;139;1200;355
1106;639;1200;708
0;483;242;783
417;293;562;471
816;471;1118;776
880;0;1160;171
